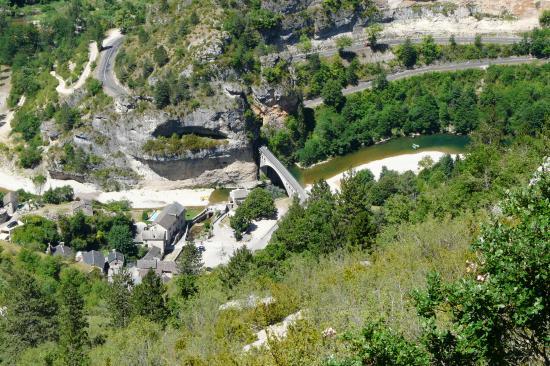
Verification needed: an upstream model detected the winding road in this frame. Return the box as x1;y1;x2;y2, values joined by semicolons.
96;30;128;97
304;56;547;108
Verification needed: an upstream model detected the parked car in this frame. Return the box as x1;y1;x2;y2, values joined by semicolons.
6;221;17;229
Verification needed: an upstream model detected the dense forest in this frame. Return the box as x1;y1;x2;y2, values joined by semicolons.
267;63;550;165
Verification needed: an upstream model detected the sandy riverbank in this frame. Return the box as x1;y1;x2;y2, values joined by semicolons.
311;151;461;191
0;166;212;208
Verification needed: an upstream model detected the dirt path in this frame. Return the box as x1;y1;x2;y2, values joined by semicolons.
0;67;12;143
50;41;99;95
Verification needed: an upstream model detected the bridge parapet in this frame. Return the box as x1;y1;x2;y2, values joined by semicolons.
259;146;308;203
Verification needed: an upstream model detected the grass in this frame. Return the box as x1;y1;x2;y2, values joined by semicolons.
186;206;206;220
143;134;228;157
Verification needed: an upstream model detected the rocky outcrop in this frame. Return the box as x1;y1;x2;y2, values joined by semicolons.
84;91;257;187
251;81;301;128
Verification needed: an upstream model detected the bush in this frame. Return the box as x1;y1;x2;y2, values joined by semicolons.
42;186;74;204
12;215;60;251
230;188;277;239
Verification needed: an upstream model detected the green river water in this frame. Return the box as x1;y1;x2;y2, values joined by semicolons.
289;134;470;185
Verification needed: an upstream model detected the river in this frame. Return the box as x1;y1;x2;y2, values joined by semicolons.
290;134;470;185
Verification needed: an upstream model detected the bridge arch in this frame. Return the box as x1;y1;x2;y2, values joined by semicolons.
259;146;308;203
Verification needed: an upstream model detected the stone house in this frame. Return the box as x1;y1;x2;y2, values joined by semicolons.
47;243;74;259
142;202;186;254
107;249;124;279
76;250;107;273
3;192;18;216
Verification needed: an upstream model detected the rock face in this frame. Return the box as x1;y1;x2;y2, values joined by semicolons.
261;0;376;41
251;81;301;129
87;92;257;187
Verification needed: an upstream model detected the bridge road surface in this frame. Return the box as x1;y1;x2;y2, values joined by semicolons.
259;146;308;203
96;34;128;97
304;56;547;108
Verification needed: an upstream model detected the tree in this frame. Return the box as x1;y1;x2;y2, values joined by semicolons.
372;70;388;91
154;80;170;109
0;270;58;362
42;185;74;204
58;269;89;366
449;34;457;48
55;104;80;131
11;215;60;251
540;10;550;27
32;174;46;195
321;79;345;109
329;322;430;366
397;38;417;68
419;35;440;65
230;188;277;239
107;269;133;328
335;36;352;51
298;34;312;52
335;170;376;248
220;246;254;289
412;172;550;365
131;271;168;324
178;243;203;276
474;34;483;49
366;24;382;49
107;224;136;257
153;45;169;67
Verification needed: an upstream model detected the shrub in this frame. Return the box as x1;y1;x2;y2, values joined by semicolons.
42;186;74;204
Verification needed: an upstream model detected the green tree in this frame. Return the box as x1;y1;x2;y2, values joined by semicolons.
153;45;169;67
335;170;376;248
230;188;277;239
419;35;440;65
540;10;550;27
449;34;457;48
32;174;46;195
366;24;382;48
329;322;430;366
0;270;58;362
220;246;254;289
178;243;203;276
42;185;74;204
11;215;59;251
131;271;168;324
107;269;133;328
58;269;89;366
413;172;550;365
474;34;483;49
397;38;418;68
154;80;170;109
107;224;136;257
335;36;353;51
321;78;345;109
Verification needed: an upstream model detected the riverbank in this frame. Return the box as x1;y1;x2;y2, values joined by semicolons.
0;166;212;208
292;134;469;185
312;151;462;191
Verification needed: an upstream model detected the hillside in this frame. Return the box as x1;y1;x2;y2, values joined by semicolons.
0;1;549;365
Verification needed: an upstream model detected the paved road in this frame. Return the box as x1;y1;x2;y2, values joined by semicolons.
304;56;547;108
273;35;522;62
96;34;128;97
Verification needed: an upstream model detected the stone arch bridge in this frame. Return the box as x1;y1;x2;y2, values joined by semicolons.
259;146;308;203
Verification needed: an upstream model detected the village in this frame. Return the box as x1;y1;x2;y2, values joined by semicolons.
0;185;290;283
